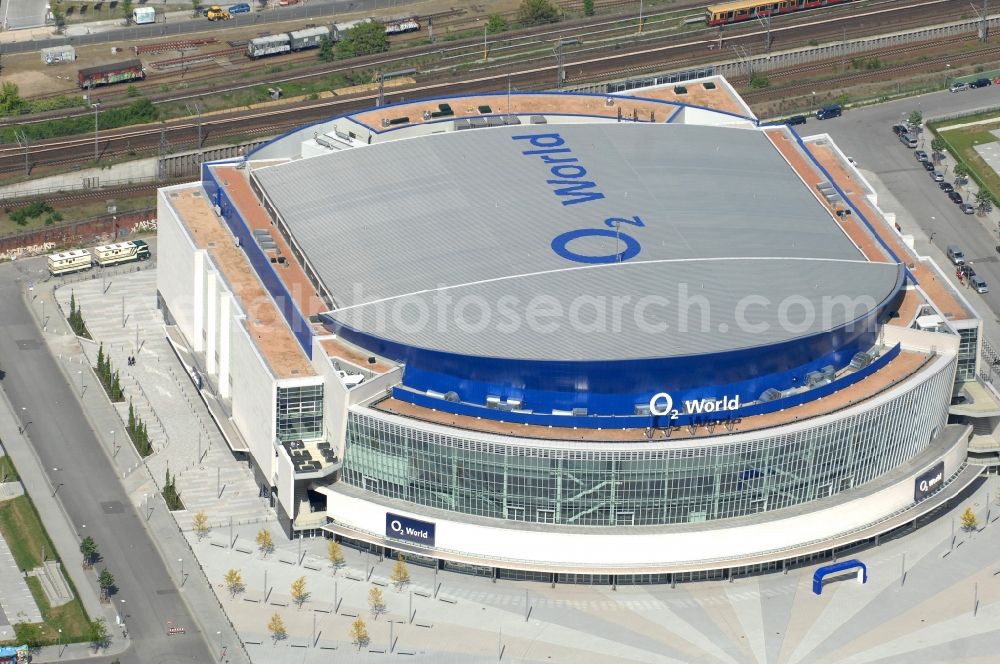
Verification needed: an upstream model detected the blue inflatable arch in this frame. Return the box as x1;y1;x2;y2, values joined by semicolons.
813;559;868;595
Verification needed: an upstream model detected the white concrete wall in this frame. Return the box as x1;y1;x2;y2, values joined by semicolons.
229;319;277;483
155;190;198;343
326;430;968;572
883;324;961;354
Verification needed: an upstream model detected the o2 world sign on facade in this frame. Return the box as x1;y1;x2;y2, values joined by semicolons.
648;392;742;420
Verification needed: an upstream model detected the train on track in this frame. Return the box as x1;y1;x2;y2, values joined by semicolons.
704;0;859;26
77;59;146;89
247;17;420;59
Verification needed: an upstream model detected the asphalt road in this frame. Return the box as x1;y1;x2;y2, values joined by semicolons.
816;87;1000;325
0;258;212;664
0;0;419;54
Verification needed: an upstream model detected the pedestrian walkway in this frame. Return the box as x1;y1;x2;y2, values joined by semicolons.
52;269;275;531
27;267;252;664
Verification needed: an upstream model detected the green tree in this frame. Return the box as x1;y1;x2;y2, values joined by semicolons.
907;110;922;129
111;370;122;401
336;21;389;59
50;3;66;31
975;189;995;214
954;162;970;182
98;568;115;600
961;506;979;531
931;136;946;153
517;0;559;26
0;81;24;115
486;13;508;34
127;399;135;434
583;0;595;16
121;0;133;22
318;36;335;62
80;536;98;568
749;73;770;89
97;343;106;378
89;618;109;652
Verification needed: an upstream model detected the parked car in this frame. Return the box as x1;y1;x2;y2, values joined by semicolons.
228;2;251;12
962;203;976;214
971;275;989;293
785;115;807;126
950;82;969;93
931;170;945;182
922;160;936;171
955;175;969;186
914;150;929;162
970;78;993;89
948;190;963;204
815;104;842;120
940;181;954;193
892;123;909;135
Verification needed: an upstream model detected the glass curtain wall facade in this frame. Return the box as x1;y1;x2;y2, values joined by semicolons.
956;326;979;381
342;360;953;527
276;383;325;442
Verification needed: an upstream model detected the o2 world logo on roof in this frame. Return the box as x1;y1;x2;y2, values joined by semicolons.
512;132;645;265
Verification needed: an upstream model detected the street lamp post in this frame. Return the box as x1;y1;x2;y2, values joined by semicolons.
179;558;185;586
112;430;118;457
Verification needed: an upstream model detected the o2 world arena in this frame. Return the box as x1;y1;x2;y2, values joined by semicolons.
156;77;990;581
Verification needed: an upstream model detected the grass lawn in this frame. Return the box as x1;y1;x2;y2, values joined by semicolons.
0;455;17;482
933;118;1000;202
0;495;92;646
0;495;58;571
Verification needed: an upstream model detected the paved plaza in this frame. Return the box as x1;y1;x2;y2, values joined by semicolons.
51;268;276;533
166;474;1000;663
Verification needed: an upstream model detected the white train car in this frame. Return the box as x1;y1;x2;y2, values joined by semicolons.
384;17;420;35
47;249;93;276
247;34;291;59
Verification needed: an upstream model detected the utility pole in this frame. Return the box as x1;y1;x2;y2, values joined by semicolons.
157;122;168;181
185;101;204;162
752;10;772;53
93;101;101;162
982;0;989;42
376;72;384;107
973;0;989;42
554;41;565;88
638;0;644;33
14;130;29;179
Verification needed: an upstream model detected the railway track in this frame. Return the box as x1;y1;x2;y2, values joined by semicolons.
6;0;934;117
0;0;986;177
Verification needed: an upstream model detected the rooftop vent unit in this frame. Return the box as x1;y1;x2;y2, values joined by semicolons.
634;404;651;416
444;391;460;403
572;408;588;417
758;388;782;403
486;396;501;409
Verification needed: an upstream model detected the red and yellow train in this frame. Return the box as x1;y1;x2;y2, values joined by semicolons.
705;0;857;26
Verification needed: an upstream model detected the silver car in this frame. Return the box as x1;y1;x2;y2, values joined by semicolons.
931;170;945;182
971;275;989;293
962;203;976;214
